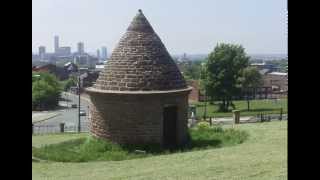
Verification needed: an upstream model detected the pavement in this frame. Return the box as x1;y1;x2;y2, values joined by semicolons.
32;112;61;123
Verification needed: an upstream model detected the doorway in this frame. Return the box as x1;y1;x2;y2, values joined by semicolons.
163;106;178;148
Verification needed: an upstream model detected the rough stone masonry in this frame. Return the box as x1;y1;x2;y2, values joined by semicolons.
86;10;192;147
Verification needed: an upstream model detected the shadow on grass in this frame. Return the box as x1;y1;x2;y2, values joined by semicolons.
189;139;222;149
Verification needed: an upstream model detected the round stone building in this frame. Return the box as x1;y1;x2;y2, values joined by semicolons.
86;10;192;148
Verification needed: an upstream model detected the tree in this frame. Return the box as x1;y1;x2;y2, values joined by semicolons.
32;72;61;110
241;67;263;89
205;43;250;112
240;67;263;110
62;76;77;91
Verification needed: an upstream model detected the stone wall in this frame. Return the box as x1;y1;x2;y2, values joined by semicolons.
88;90;190;146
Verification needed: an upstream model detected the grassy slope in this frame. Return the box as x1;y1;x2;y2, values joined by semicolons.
193;99;287;118
32;121;287;180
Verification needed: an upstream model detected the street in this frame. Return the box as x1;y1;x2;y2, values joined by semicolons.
33;92;90;133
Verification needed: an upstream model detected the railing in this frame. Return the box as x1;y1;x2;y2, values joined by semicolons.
32;122;90;135
188;113;287;127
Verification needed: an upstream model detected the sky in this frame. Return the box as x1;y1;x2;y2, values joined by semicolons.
32;0;287;55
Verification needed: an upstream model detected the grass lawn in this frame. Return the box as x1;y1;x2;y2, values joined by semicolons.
192;98;287;118
32;121;287;180
32;127;248;162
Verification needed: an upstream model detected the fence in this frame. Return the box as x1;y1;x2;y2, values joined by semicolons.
253;113;288;122
32;122;90;135
188;112;287;127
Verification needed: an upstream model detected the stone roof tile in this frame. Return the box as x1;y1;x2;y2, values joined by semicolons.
93;10;187;91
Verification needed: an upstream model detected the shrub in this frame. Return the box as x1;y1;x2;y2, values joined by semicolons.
197;121;210;130
62;76;77;91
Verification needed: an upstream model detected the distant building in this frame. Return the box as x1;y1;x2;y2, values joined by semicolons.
95;63;104;71
38;46;46;60
250;62;278;75
74;55;89;65
74;54;98;68
64;62;78;73
82;71;99;88
32;53;40;62
77;42;84;54
32;63;69;80
178;53;190;62
101;46;107;60
54;35;59;53
97;49;100;60
263;72;288;93
53;35;71;56
57;46;71;56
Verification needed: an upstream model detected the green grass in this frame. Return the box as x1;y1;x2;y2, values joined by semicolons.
192;98;287;118
32;121;287;179
32;126;248;162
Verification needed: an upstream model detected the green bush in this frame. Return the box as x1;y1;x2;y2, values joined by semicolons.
189;126;249;148
62;76;77;91
197;121;211;130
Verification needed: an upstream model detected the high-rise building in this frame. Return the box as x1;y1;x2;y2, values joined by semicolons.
58;46;71;56
39;46;46;60
97;49;100;60
54;35;59;53
101;46;107;60
77;42;84;54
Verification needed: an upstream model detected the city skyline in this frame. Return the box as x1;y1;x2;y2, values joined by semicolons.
32;0;287;55
32;35;107;55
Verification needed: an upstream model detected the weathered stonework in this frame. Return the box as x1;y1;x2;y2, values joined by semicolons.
86;10;191;146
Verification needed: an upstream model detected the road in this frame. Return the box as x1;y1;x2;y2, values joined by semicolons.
33;92;91;134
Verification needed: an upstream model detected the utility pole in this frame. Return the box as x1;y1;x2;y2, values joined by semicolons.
78;73;81;133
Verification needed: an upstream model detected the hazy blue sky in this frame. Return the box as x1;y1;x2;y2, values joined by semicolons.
32;0;287;55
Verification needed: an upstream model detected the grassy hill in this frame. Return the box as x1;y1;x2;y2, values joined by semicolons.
32;121;287;180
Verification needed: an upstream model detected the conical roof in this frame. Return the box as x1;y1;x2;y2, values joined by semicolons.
92;10;187;91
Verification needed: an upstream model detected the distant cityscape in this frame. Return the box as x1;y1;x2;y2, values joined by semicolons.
32;35;108;68
33;36;287;66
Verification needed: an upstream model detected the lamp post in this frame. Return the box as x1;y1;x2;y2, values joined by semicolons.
201;63;207;121
78;72;81;133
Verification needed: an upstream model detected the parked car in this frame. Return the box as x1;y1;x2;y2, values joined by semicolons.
80;110;86;116
71;104;77;108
